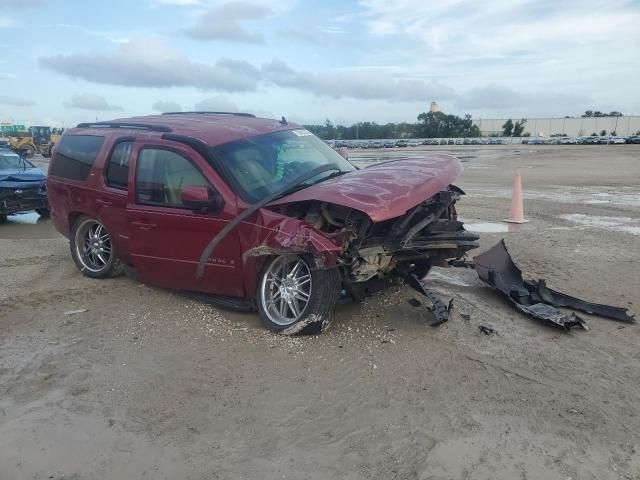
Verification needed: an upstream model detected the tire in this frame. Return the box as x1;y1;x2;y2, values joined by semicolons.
257;255;341;335
21;144;36;158
36;208;50;217
0;214;7;224
70;216;124;279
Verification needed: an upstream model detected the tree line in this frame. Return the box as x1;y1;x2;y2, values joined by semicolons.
304;110;480;140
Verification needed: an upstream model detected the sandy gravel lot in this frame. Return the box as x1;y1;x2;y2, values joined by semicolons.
1;144;639;479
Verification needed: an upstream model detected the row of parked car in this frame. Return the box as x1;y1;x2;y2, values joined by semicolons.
328;138;509;148
524;136;638;145
328;135;640;148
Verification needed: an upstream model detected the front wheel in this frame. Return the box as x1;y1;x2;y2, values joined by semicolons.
257;255;341;335
70;216;124;279
36;208;50;217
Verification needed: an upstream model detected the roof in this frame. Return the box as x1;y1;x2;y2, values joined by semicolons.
68;113;301;147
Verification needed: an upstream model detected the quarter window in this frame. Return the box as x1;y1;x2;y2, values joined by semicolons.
135;148;210;208
105;141;133;189
50;135;105;181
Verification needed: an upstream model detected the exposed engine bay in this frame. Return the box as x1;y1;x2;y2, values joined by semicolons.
268;185;480;296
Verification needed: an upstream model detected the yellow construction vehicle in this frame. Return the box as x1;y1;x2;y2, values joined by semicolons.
9;126;62;158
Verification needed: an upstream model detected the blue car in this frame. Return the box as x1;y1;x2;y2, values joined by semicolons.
0;147;49;221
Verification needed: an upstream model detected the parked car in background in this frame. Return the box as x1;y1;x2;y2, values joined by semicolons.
0;147;49;222
395;140;408;147
559;137;576;144
608;136;626;144
46;113;479;334
626;135;640;144
408;140;421;147
383;141;395;148
585;136;600;144
454;139;463;145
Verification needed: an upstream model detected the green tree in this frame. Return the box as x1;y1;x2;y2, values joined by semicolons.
600;129;607;136
513;118;527;137
502;119;514;136
416;111;479;138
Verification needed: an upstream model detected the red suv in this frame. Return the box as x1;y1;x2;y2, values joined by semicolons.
47;112;478;334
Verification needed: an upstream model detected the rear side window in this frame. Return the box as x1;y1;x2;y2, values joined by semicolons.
135;148;210;208
50;135;104;181
105;141;133;189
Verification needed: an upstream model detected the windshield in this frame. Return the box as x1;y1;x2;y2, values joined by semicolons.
210;129;356;203
0;152;31;170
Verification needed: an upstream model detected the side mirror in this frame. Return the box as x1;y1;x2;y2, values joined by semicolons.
180;185;224;213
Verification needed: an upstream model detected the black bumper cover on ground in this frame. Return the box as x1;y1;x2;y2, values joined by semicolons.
474;240;635;330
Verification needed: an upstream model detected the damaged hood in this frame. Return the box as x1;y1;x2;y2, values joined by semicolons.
0;168;47;190
270;155;462;222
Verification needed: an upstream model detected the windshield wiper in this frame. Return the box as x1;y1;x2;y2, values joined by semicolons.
196;163;341;278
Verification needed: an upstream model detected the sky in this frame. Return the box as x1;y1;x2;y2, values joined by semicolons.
1;0;639;127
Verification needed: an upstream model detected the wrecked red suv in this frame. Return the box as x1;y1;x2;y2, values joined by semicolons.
47;113;478;333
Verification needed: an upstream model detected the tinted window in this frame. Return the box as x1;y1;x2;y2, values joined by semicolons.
105;141;133;189
135;148;210;208
50;135;104;181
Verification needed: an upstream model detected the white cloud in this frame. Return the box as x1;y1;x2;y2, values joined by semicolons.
65;93;123;111
262;59;456;102
39;37;261;91
194;96;238;111
152;100;182;112
184;1;272;43
0;96;35;107
454;84;591;115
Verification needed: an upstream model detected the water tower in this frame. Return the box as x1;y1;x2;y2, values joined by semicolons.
430;101;440;113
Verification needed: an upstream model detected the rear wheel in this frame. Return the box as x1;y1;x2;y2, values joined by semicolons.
70;216;124;278
257;255;341;335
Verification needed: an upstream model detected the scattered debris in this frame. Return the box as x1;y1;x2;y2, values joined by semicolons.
479;325;496;335
460;313;471;321
474;240;635;330
405;274;453;326
63;308;88;316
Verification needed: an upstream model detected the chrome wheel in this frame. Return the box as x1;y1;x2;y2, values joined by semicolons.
74;218;112;273
261;256;312;326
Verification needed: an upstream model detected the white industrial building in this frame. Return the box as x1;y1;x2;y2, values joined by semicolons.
473;116;640;137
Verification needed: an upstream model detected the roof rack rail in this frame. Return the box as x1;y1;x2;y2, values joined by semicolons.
76;122;172;132
161;111;256;118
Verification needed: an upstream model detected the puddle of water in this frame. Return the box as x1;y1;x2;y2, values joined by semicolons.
559;214;640;236
464;222;510;233
5;212;41;224
426;269;473;287
467;185;640;209
0;213;58;239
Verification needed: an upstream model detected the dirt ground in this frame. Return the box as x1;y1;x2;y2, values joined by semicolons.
1;144;639;480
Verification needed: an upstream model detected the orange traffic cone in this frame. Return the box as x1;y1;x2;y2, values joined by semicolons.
504;171;528;223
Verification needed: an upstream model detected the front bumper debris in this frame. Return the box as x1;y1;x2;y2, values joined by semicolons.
405;273;454;326
473;240;635;330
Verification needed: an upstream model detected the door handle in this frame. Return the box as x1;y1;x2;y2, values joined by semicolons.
96;198;113;206
131;221;157;230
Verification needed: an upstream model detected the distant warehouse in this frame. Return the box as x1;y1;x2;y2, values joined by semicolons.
473;116;640;137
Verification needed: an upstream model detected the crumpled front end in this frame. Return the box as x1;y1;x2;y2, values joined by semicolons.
260;184;479;298
0;178;48;215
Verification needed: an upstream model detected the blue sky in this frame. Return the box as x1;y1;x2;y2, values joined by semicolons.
1;0;639;127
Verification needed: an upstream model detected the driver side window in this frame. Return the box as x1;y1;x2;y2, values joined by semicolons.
135;148;211;208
